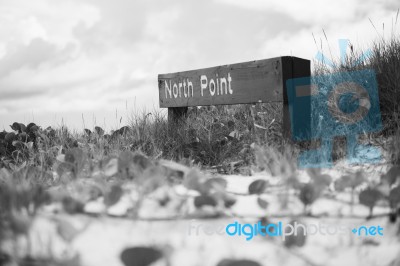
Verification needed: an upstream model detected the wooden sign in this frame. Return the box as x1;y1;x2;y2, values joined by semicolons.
158;56;310;138
158;56;310;108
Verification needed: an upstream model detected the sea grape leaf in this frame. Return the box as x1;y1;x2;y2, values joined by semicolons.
299;183;319;206
248;179;268;195
104;158;118;177
284;220;307;248
359;188;382;208
194;195;217;208
382;165;400;186
95;126;104;136
389;186;400;207
257;197;269;209
56;219;80;243
120;247;163;266
217;259;261;266
203;177;227;190
183;168;206;193
104;184;123;207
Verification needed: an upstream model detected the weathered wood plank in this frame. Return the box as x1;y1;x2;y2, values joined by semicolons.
158;56;311;139
159;57;297;108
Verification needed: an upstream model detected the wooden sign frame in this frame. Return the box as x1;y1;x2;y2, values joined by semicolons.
158;56;311;138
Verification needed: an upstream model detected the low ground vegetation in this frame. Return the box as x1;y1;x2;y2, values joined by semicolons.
1;34;400;265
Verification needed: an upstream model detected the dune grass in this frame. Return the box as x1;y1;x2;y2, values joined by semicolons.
311;27;400;163
1;30;400;265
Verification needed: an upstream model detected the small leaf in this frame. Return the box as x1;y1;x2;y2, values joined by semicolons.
64;148;86;176
284;220;307;248
389;212;397;223
257;197;269;209
56;219;80;243
12;140;25;149
362;239;380;246
120;247;163;266
227;120;235;129
299;183;318;206
118;151;134;173
95;126;104;136
382;166;400;186
65;148;84;164
228;130;240;139
27;123;39;133
314;174;332;188
118;126;130;135
0;168;11;181
132;152;153;171
204;177;227;190
389;186;400;207
286;175;300;189
10;122;26;133
139;166;166;193
104;158;118;177
194;195;217;208
359;187;382;210
84;129;92;136
9;211;31;235
62;196;84;214
104;184;123;207
223;193;237;208
24;141;33;150
306;168;321;179
56;154;66;162
248;179;268;195
334;175;352;191
18;132;28;142
351;170;365;188
183;168;206;193
5;132;16;143
57;162;73;178
217;259;261;266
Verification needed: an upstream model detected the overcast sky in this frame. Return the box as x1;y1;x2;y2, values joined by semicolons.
0;0;398;131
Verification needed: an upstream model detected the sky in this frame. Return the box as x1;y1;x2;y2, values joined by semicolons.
0;0;398;132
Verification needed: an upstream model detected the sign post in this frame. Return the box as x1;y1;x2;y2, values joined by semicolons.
158;56;311;138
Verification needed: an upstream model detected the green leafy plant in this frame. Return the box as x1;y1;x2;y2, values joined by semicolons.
389;186;400;222
359;187;382;218
120;247;164;266
299;183;319;215
284;220;307;248
248;179;269;195
216;259;261;266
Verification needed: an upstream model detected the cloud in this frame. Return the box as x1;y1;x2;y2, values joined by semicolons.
0;89;47;101
0;38;73;77
0;0;398;130
141;0;309;72
215;0;397;25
